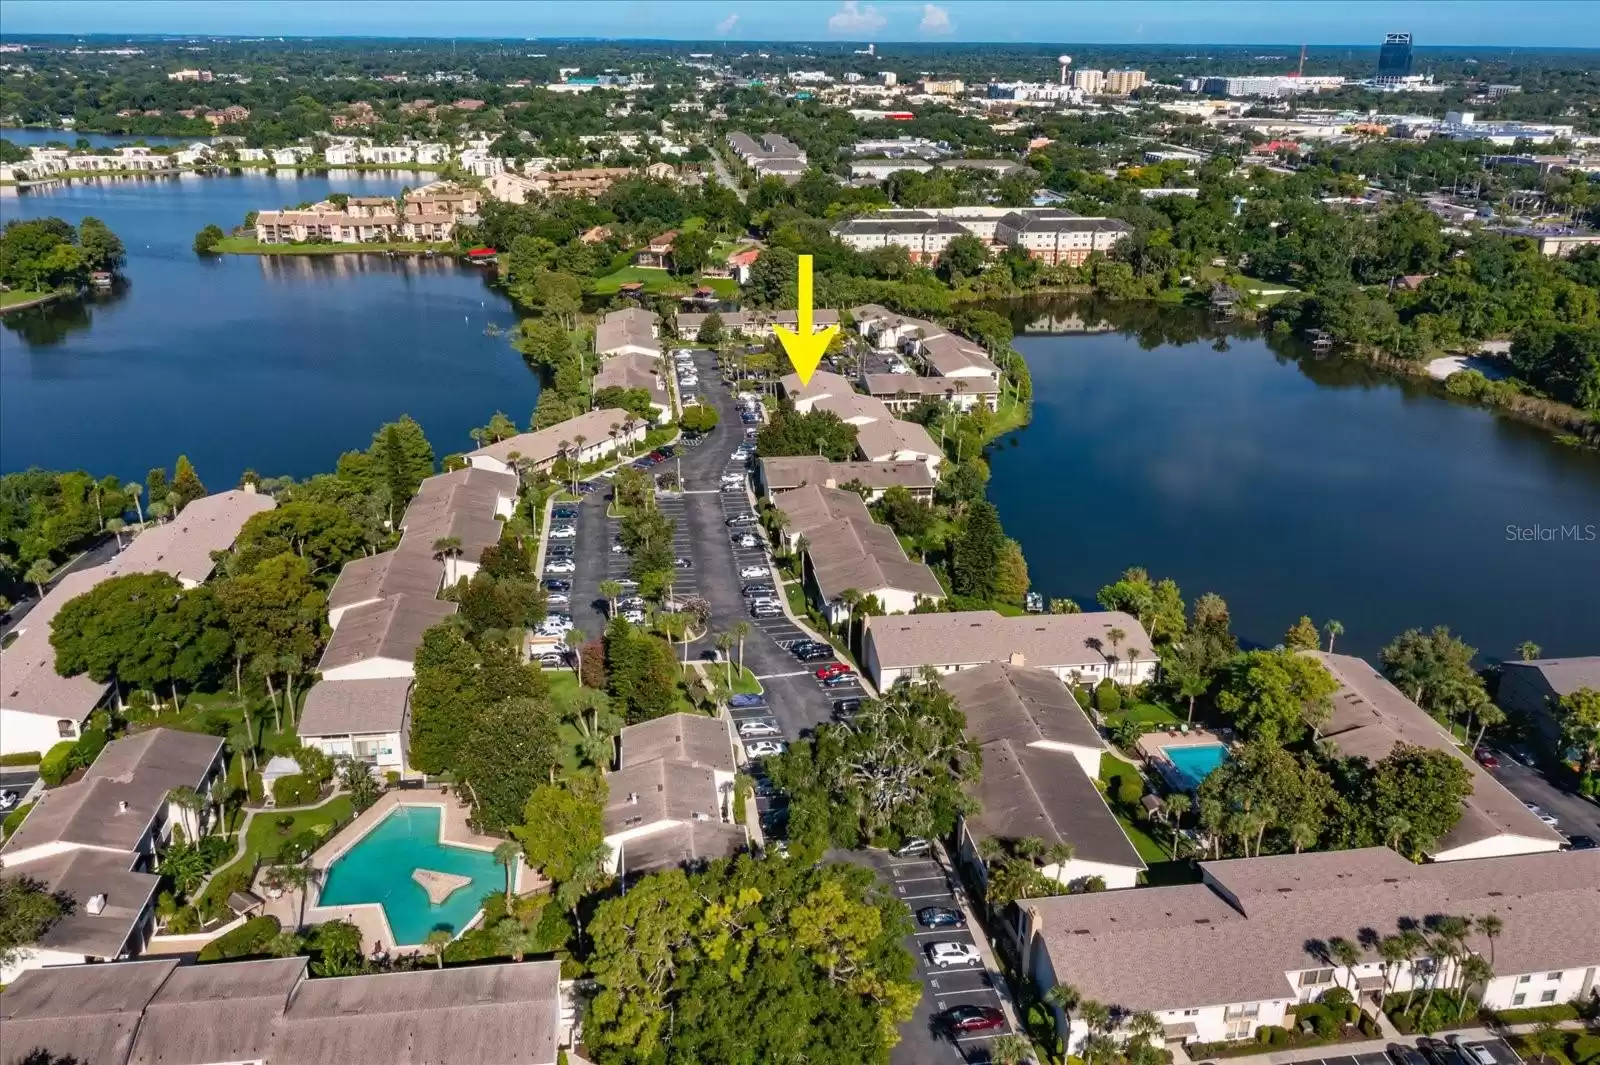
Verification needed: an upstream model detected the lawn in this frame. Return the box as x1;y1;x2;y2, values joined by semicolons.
1103;701;1182;729
590;266;738;297
0;287;70;310
1098;752;1170;863
197;794;355;909
212;237;453;255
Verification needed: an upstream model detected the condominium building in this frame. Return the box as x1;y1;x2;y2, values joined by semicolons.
1071;68;1107;93
993;211;1133;265
1105;69;1148;94
602;714;746;877
726;131;808;183
1018;846;1600;1055
466;408;647;476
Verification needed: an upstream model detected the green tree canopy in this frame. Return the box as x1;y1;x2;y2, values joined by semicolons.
1214;649;1340;745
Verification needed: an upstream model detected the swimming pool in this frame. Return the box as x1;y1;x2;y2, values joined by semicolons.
1162;743;1229;790
317;806;500;945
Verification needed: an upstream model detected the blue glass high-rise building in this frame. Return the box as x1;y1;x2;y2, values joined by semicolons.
1378;32;1414;78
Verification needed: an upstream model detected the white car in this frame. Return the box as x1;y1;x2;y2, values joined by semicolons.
680;394;700;406
721;474;744;485
733;534;760;549
544;559;576;574
1523;802;1559;826
0;790;18;812
927;942;981;969
622;609;647;624
745;741;786;758
548;525;576;539
737;392;757;401
740;566;768;579
739;721;782;738
619;595;646;609
611;542;628;554
545;593;570;607
751;597;782;610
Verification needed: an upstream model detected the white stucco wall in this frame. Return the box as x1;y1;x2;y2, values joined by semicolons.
320;657;416;682
1430;833;1565;863
0;708;85;757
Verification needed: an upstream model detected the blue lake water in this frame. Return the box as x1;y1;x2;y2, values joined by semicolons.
1;127;207;148
1;171;535;486
318;805;502;945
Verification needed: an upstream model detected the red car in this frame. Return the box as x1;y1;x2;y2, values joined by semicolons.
815;663;851;680
941;1005;1005;1033
1474;748;1500;769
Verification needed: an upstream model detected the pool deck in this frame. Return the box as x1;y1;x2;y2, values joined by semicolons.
1136;727;1233;790
256;790;545;955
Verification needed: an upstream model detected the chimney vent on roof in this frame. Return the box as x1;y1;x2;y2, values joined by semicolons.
87;893;107;915
627;792;638;804
118;800;129;814
1009;652;1026;666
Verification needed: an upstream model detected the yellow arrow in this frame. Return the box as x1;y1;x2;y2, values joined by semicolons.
773;253;837;387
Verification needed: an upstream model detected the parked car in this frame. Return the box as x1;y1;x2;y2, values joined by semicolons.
546;545;574;558
821;673;856;688
552;507;577;520
548;525;576;539
729;694;767;709
611;542;628;554
796;647;833;663
1474;748;1500;769
545;593;570;607
0;790;19;812
726;514;759;527
815;663;850;679
1565;834;1596;850
1523;802;1559;826
832;697;863;716
738;721;782;738
1456;1043;1496;1065
745;741;786;758
917;906;964;929
739;566;768;579
544;559;576;574
544;579;572;592
927;942;982;969
752;607;781;619
732;534;760;548
743;583;776;597
1391;1046;1429;1065
894;838;931;858
621;609;647;624
535;652;566;668
939;1005;1004;1034
673;558;693;569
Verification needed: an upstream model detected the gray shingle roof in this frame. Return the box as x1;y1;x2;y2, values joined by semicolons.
853;417;940;462
1306;652;1565;852
317;594;458;671
761;456;936;494
771;483;873;537
595;307;660;355
297;678;412;738
1;848;160;959
1503;656;1600;697
1027;846;1600;1015
971;739;1145;869
468;408;637;469
864;374;999;398
1;958;179;1065
940;662;1106;751
618;712;735;773
594;350;669;406
112;488;277;585
865;610;1153;673
604;758;721;835
327;547;444;611
619;821;748;875
129;957;309;1065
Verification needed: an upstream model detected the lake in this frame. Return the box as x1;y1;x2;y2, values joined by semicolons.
986;298;1600;663
0;172;536;487
2;127;207;149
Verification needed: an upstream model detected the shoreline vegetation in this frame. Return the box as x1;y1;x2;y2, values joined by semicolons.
0;286;76;314
208;236;456;256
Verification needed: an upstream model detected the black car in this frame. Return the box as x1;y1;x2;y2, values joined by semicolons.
546;546;574;558
742;583;776;597
543;579;572;592
1566;834;1597;850
832;697;863;716
916;906;965;929
799;648;834;663
552;508;577;520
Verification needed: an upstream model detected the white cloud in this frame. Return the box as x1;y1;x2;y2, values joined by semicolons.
827;0;887;34
918;3;953;34
715;12;739;35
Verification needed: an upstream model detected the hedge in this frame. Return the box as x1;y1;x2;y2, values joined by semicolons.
3;801;35;839
271;773;320;807
1094;678;1122;713
1492;1003;1581;1024
197;915;282;962
0;751;42;767
40;741;77;786
71;728;108;769
1572;1036;1600;1064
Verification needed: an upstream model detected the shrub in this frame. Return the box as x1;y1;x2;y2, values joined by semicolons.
1263;1026;1291;1046
3;800;35;838
271;773;320;807
1071;686;1091;710
40;741;77;785
165;906;201;934
1111;772;1143;806
196;915;281;961
70;728;108;769
1094;678;1122;713
277;830;322;863
534;900;574;952
1319;987;1354;1009
0;751;42;767
1494;1004;1581;1025
1572;1035;1600;1063
247;770;265;804
1359;1014;1380;1038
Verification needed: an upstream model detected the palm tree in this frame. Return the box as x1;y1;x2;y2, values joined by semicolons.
24;558;53;600
1525;1022;1567;1064
837;586;863;638
1474;914;1503;966
253;653;284;732
730;620;751;678
599;580;623;616
1383;814;1412;852
263;862;319;930
495;917;537;962
558;841;611;954
715;632;736;687
1105;628;1126;683
1173;661;1210;726
571;434;588;493
989;1034;1034;1065
1399;927;1429;1012
1288;819;1318;855
124;482;144;526
1456;955;1493;1020
1328;937;1361;991
425;928;452;969
1471;702;1506;753
167;785;207;840
1079;999;1112;1036
1516;640;1542;662
1125;646;1141;688
1044;983;1081;1057
1379;934;1409;1000
1324;619;1345;653
493;840;521;902
265;929;304;958
566;627;587;685
431;536;463;579
1126;1011;1163;1047
1081;1034;1119;1065
107;517;126;548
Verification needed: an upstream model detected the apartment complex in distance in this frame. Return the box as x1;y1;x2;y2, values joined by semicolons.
725;131;808;182
832;206;1131;267
1105;69;1148;94
254;181;480;245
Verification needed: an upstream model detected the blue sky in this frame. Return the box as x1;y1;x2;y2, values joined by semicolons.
2;0;1597;48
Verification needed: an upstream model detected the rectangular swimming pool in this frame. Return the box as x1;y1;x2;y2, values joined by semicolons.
1161;743;1229;790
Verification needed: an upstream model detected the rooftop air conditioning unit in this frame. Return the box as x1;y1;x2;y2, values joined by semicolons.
87;894;107;915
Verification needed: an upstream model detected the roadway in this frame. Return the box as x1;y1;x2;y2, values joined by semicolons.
1483;750;1600;844
707;149;748;203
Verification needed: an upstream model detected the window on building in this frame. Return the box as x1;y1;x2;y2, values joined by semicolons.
1540;991;1558;1004
1518;975;1532;984
57;719;77;737
1298;969;1335;987
1183;1009;1200;1017
1512;994;1526;1007
1546;973;1563;981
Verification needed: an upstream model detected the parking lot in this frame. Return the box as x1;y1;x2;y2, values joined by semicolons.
1292;1039;1523;1065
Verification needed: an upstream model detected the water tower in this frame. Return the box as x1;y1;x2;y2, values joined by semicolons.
1058;54;1073;85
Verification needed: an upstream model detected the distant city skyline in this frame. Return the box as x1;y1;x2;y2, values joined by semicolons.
3;0;1598;49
